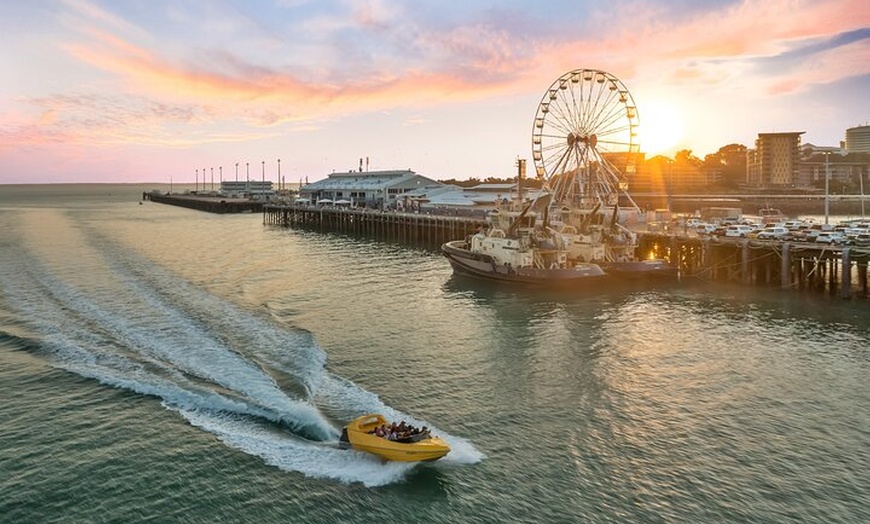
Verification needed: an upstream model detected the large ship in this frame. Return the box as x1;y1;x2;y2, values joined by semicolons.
441;207;607;285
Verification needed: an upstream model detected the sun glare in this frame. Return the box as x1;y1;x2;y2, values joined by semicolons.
638;102;685;156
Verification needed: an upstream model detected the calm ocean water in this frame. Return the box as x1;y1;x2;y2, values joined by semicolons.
0;184;868;523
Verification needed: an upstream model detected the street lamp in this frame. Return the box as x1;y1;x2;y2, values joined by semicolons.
277;159;281;191
246;162;250;197
824;152;830;225
235;162;239;182
195;169;198;192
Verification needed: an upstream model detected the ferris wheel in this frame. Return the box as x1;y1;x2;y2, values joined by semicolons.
531;69;640;209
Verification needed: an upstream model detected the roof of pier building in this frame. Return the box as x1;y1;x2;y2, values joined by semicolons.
468;183;516;193
406;183;548;208
299;169;442;196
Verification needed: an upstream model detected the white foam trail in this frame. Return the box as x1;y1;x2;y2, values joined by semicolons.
180;409;417;487
0;225;483;484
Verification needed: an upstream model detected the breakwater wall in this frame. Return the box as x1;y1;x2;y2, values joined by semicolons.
266;204;870;299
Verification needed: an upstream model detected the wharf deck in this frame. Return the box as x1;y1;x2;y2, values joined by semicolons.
143;192;263;214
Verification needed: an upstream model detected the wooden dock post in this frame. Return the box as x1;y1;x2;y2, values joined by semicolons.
841;247;852;299
781;243;791;289
859;262;868;297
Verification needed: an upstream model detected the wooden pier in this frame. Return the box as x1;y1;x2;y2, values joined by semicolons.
711;238;870;298
264;204;870;299
144;192;263;214
263;204;486;247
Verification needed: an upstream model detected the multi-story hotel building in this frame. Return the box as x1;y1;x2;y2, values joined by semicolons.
746;132;804;188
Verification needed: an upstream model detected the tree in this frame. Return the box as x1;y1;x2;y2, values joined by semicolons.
703;144;747;189
674;149;702;167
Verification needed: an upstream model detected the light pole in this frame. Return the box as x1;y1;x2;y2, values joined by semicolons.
246;162;250;197
235;162;239;182
262;160;265;198
195;169;198;192
824;152;830;225
210;167;214;192
277;159;281;192
219;166;222;184
861;170;866;219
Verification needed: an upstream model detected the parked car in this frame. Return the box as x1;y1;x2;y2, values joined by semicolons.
782;220;808;229
784;229;810;242
813;231;846;244
710;226;728;237
843;227;870;240
756;226;789;240
724;224;756;238
848;233;870;246
695;223;718;235
804;224;835;242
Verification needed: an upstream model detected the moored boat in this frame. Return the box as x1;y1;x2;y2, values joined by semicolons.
758;206;786;223
602;258;678;279
339;414;450;462
441;208;607;285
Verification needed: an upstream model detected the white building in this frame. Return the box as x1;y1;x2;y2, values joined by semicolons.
845;125;870;154
219;180;275;199
299;169;442;208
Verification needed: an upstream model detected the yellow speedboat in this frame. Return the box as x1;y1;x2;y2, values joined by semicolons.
339;414;450;462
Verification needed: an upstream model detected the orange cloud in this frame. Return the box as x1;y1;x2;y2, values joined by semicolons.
60;24;530;130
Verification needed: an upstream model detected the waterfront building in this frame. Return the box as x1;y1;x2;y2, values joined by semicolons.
628;154;721;192
746;132;804;188
801;142;846;157
299;169;442;208
845;125;870;153
799;154;870;191
219;180;275;199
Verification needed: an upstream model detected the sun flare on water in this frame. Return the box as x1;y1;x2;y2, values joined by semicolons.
638;102;685;156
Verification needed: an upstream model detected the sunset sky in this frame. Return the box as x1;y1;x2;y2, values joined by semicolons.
1;0;868;184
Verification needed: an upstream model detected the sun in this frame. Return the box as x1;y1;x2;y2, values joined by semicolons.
637;101;685;156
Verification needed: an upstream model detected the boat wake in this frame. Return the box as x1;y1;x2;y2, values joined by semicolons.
0;210;482;486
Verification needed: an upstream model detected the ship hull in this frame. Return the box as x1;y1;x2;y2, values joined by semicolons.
441;240;607;285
